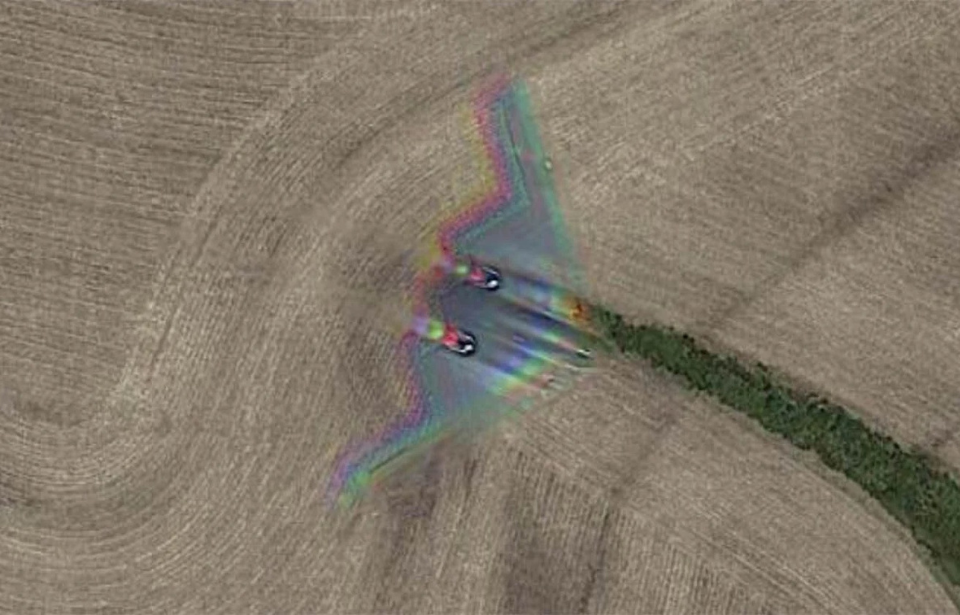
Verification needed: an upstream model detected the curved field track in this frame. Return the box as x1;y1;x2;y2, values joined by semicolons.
0;1;955;613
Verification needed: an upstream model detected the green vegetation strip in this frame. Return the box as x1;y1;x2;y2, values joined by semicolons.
590;306;960;591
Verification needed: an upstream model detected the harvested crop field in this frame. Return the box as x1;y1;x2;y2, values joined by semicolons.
0;1;957;613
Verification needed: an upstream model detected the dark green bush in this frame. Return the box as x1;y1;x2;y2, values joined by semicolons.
589;306;960;591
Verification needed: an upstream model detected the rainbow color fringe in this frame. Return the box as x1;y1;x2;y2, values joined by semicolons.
327;74;593;508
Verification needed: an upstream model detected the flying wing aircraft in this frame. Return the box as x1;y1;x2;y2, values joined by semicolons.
327;76;599;508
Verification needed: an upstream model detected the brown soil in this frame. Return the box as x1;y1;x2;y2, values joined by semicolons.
0;1;955;613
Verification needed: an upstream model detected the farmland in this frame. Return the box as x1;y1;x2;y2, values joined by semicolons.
0;1;958;613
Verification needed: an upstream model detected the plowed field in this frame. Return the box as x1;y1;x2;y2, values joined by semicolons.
0;1;955;613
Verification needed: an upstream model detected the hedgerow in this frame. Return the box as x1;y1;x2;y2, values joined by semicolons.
589;305;960;591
